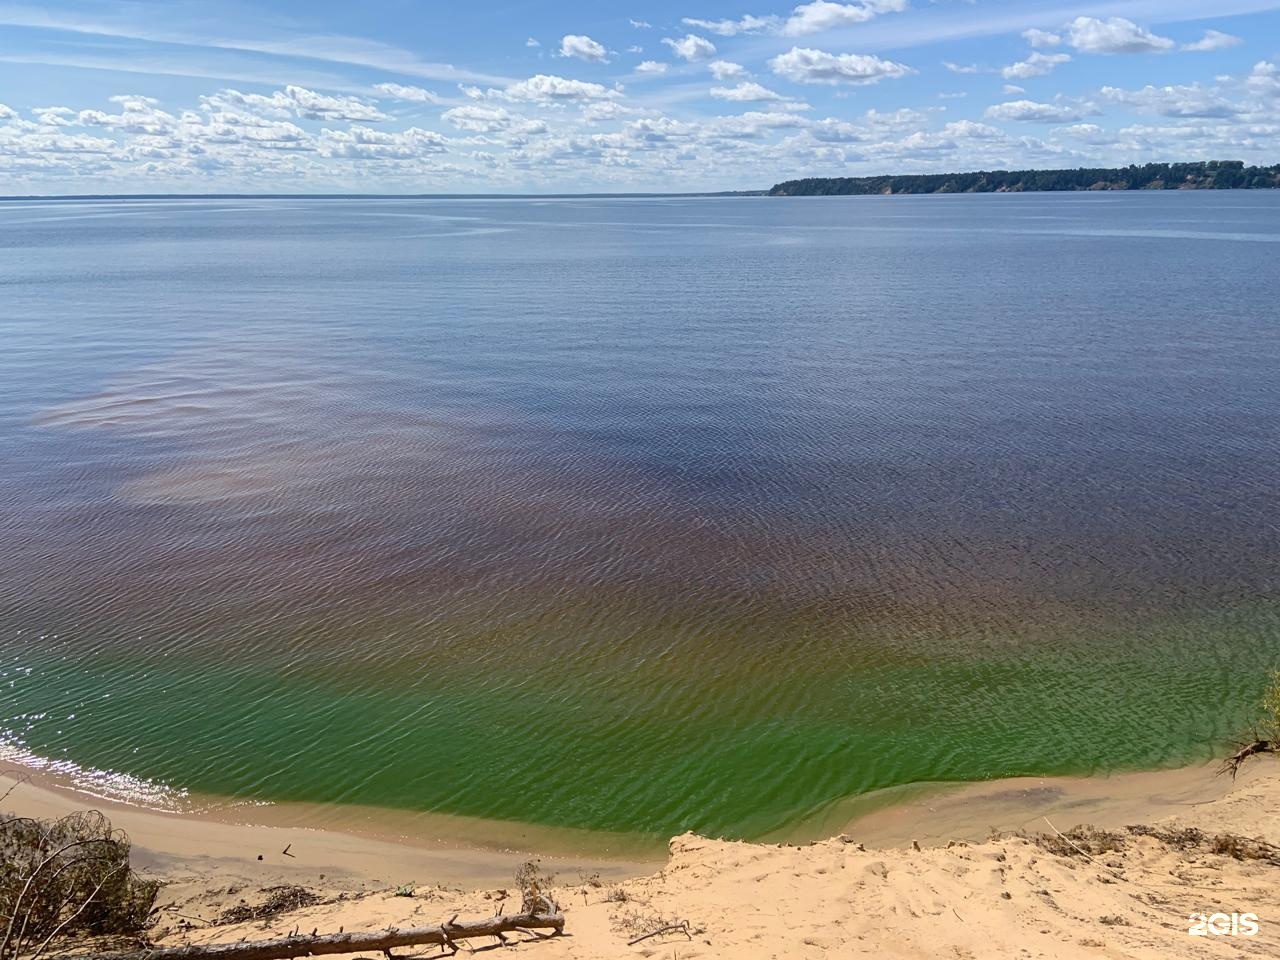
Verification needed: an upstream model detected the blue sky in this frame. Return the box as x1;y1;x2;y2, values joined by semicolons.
1;0;1278;193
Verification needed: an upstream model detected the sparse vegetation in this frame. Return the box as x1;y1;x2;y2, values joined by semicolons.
1221;670;1280;777
216;886;320;926
514;860;557;915
1122;824;1280;865
1035;826;1127;858
1;806;160;960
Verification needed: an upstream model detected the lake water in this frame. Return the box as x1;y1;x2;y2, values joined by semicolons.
3;192;1279;843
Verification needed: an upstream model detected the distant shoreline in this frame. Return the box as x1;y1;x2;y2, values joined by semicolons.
770;160;1280;196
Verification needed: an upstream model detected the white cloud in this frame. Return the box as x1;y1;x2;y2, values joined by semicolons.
558;34;609;63
317;124;449;159
944;62;983;75
635;61;668;75
526;38;541;48
0;103;19;122
1023;29;1061;49
76;95;177;134
1247;60;1280;95
502;75;621;102
781;1;908;37
580;101;628;122
710;82;790;102
374;83;441;104
709;60;748;80
205;86;389;122
1101;83;1241;118
1183;30;1242;53
662;34;718;61
768;47;913;85
682;15;779;36
629;19;652;29
941;120;1002;140
1065;17;1175;55
1003;84;1027;95
441;104;545;134
33;106;75;126
983;99;1083;122
1002;52;1071;80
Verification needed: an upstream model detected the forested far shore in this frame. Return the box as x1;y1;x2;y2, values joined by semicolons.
769;161;1280;196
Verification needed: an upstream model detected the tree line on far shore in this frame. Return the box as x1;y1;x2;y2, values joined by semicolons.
769;161;1280;196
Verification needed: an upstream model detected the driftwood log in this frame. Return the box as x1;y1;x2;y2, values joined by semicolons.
1220;739;1274;778
67;910;564;960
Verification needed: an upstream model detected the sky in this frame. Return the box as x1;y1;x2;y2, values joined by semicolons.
0;0;1278;193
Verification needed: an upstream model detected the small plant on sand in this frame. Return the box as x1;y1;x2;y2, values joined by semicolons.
393;883;416;898
514;860;557;914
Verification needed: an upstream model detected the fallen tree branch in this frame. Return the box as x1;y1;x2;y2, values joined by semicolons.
627;921;691;946
64;910;565;960
1219;739;1274;779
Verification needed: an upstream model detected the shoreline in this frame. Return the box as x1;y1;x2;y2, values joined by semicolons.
2;753;1255;891
43;756;1275;959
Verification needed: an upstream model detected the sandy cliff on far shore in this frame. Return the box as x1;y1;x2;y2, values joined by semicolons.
17;757;1275;958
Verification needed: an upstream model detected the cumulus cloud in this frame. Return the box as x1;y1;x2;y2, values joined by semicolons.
559;34;609;63
1247;60;1280;95
1023;29;1062;48
317;124;449;159
1065;17;1174;55
441;104;545;134
1002;52;1071;80
0;103;17;122
635;61;668;75
77;95;177;135
526;38;541;48
1183;30;1242;53
503;74;621;102
781;1;908;37
374;83;442;103
769;47;913;85
662;34;718;61
32;106;75;126
709;60;748;80
580;100;628;122
204;86;389;122
983;99;1083;122
710;82;790;102
682;15;778;36
1101;83;1242;118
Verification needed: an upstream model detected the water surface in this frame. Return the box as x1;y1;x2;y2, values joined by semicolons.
3;192;1279;841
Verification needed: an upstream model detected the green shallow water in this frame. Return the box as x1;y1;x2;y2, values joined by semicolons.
4;193;1280;841
7;602;1278;839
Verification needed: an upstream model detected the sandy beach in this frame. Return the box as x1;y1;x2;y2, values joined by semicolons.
7;756;1279;957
